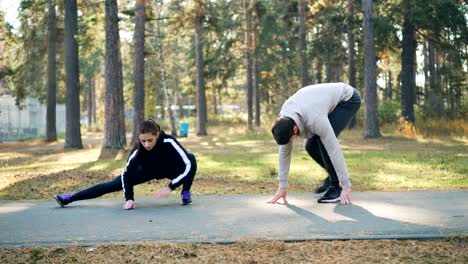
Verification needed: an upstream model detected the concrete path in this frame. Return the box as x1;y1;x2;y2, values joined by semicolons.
0;191;467;248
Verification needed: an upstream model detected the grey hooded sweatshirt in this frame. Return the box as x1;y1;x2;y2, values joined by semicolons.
277;82;355;189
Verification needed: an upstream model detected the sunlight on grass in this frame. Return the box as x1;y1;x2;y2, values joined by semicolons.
1;162;82;175
55;149;100;163
0;152;32;161
226;140;268;147
86;162;119;172
48;178;83;190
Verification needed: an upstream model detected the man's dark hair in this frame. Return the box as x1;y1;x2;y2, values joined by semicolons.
140;119;161;135
271;117;295;145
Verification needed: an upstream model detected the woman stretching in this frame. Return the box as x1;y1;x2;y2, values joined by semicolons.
54;119;197;210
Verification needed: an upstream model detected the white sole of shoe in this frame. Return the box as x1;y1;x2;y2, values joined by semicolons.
54;195;64;208
318;197;341;203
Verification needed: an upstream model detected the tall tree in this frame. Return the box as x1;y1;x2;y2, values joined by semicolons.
252;0;260;127
346;0;357;129
298;0;308;87
132;0;146;144
103;0;126;149
0;42;5;91
80;52;100;127
46;0;57;142
362;0;381;138
0;12;5;91
400;1;416;123
13;1;47;104
87;77;96;125
426;37;444;117
243;0;254;129
64;0;83;148
195;1;207;136
156;0;177;136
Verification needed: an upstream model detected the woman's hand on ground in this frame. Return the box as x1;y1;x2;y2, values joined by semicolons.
123;200;135;210
154;187;172;199
268;187;288;204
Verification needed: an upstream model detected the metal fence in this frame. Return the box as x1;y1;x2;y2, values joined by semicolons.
0;94;65;141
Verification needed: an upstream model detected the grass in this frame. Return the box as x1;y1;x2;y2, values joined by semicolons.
0;122;467;200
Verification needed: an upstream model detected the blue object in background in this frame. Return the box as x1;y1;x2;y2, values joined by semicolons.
179;122;189;137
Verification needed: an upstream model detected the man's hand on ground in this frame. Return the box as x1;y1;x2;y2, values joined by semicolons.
268;187;288;204
123;200;135;210
154;187;172;199
340;187;352;205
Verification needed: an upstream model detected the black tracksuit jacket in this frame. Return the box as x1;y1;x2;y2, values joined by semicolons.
121;130;196;201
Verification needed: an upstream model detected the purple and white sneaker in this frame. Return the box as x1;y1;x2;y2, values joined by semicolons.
54;194;72;208
181;191;192;206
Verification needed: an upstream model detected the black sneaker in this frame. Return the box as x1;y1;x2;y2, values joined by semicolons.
315;177;331;193
54;194;72;208
181;191;192;206
317;186;342;203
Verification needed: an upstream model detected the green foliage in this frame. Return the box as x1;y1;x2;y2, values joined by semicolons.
1;0;466;127
378;100;400;124
19;0;35;11
0;67;14;80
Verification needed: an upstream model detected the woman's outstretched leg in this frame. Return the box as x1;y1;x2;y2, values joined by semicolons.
54;176;123;207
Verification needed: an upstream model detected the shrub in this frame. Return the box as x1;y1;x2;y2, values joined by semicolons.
378;100;400;124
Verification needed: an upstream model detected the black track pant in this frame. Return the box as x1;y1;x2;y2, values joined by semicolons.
305;89;361;188
70;154;197;203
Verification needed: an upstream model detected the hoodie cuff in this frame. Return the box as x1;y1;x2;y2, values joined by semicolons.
279;180;289;189
341;181;351;189
168;183;176;191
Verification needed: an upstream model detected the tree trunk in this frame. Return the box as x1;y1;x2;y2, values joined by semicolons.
298;0;308;87
91;78;96;124
244;0;254;129
0;44;4;90
252;0;260;127
85;77;96;126
156;1;177;136
433;46;444;117
195;11;207;135
176;79;184;119
335;62;341;82
161;99;166;119
427;39;435;113
387;71;393;100
87;77;93;126
64;0;83;148
347;0;356;89
132;0;146;144
103;0;126;149
325;57;332;82
347;0;357;129
316;57;323;83
362;0;381;138
46;0;57;142
423;41;429;108
212;82;218;115
253;57;260;127
400;1;416;124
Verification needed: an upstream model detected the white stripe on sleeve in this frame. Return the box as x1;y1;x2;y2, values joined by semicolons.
164;138;191;185
121;149;139;197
